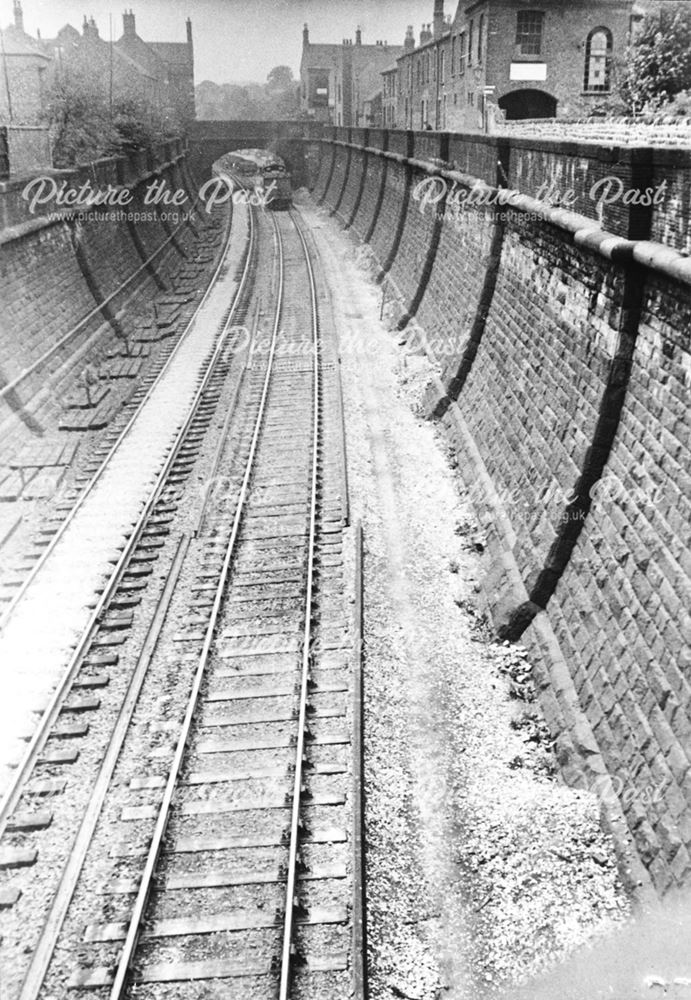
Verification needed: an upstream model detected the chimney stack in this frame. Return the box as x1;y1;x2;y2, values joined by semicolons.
186;16;193;49
13;0;24;32
404;25;415;51
83;16;100;39
355;25;362;45
123;8;136;38
433;0;445;40
303;23;309;46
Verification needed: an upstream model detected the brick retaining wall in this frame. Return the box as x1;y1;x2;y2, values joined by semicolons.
307;127;691;897
0;140;200;442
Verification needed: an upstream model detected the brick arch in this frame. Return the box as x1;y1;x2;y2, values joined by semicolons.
498;89;557;120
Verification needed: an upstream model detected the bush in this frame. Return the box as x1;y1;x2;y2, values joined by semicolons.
620;7;691;113
48;80;181;167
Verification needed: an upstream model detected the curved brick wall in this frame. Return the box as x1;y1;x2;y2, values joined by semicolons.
308;128;691;897
337;128;367;228
0;141;200;441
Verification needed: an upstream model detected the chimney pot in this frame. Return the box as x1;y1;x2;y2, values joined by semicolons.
433;0;445;40
123;8;136;37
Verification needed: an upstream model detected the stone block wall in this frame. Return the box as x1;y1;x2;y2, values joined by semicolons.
307;126;691;896
0;140;200;441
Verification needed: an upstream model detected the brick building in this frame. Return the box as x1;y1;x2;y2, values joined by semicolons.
117;10;195;125
0;1;50;125
44;9;195;128
393;0;637;131
382;63;400;127
300;24;404;126
0;2;51;173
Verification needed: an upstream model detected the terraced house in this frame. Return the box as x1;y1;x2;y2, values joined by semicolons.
0;1;51;174
393;0;637;131
44;9;196;128
300;23;404;126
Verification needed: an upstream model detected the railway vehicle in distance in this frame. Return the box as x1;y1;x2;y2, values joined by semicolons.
213;148;292;210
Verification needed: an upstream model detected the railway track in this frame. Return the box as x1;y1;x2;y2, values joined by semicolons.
0;206;364;999
0;198;255;988
0;204;248;800
0;210;230;624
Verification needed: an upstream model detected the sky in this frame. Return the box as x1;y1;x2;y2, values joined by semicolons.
2;0;433;84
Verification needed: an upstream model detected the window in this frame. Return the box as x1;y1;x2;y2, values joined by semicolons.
478;13;484;63
451;35;456;75
311;72;330;106
440;48;446;83
468;19;473;65
516;10;544;55
584;27;612;92
459;31;466;74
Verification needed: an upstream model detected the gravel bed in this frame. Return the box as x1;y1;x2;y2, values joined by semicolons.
0;205;272;1000
295;194;631;1000
28;205;356;998
0;207;247;802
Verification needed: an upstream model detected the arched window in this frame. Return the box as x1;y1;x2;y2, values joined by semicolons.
584;28;613;93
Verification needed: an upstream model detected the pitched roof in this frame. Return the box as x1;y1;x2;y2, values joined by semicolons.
43;25;138;76
301;42;343;70
0;23;51;59
113;42;158;81
149;42;191;67
116;32;166;78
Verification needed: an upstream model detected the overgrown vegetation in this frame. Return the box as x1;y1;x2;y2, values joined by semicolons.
48;77;181;167
620;6;691;115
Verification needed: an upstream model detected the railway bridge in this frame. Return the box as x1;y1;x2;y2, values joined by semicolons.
0;115;689;999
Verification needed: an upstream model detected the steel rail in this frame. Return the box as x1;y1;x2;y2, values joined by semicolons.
108;208;286;1000
192;298;260;538
278;208;321;1000
17;535;190;1000
0;199;237;635
351;520;368;999
0;206;257;837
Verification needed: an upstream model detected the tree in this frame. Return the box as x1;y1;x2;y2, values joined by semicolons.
47;75;174;167
267;65;294;92
620;6;691;113
273;85;300;119
47;75;118;167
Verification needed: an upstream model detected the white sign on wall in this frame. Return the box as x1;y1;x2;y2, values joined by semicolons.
510;63;547;81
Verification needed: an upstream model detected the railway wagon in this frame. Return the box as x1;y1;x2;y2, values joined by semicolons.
213;148;292;210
